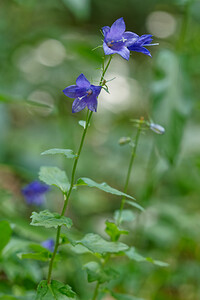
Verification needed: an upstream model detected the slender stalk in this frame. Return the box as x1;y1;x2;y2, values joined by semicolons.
92;282;100;300
47;55;113;285
117;119;143;226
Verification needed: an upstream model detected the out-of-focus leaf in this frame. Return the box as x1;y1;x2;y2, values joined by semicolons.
36;280;76;299
62;0;90;20
41;148;76;159
76;177;135;200
30;210;73;229
75;233;128;254
114;209;136;223
39;166;70;193
125;200;144;211
17;251;51;262
125;247;169;267
112;292;144;300
84;261;118;283
0;221;12;253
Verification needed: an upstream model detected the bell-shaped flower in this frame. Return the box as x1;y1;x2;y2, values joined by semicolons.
22;181;50;206
63;74;102;113
128;34;158;57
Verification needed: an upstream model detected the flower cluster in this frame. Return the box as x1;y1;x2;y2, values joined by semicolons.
63;17;157;113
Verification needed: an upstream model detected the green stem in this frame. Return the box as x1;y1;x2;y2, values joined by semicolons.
47;55;113;285
92;282;100;300
117;119;143;226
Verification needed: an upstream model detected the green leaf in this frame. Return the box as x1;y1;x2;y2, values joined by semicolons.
41;148;76;159
125;200;144;212
36;280;76;300
84;261;118;283
76;177;135;200
0;221;12;253
18;251;52;262
39;166;70;192
76;233;129;254
125;247;169;267
30;210;73;229
112;292;144;300
105;221;129;241
114;210;136;223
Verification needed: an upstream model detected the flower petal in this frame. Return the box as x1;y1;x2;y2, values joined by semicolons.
76;73;91;88
117;46;130;60
107;17;126;40
128;45;152;57
63;85;86;98
102;26;110;37
103;41;116;55
91;85;102;97
86;95;98;112
72;97;87;113
123;31;139;47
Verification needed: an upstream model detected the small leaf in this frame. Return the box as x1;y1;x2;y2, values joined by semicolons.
84;261;118;283
125;200;144;212
30;210;73;229
76;233;129;254
36;280;76;300
76;177;135;200
18;251;52;262
41;148;77;159
0;221;12;253
105;221;129;241
125;247;169;267
39;166;70;193
112;292;144;300
114;210;136;223
78;120;89;129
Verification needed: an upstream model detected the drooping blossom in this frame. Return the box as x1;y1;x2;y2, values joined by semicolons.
41;239;55;252
63;74;102;113
102;17;157;60
22;181;50;206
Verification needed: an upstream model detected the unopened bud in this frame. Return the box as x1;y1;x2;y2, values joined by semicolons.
118;137;131;145
150;123;165;135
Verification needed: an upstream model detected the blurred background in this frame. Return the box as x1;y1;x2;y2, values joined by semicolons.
0;0;200;299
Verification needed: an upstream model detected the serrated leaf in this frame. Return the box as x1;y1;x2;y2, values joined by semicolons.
36;280;76;300
105;221;129;241
125;200;144;212
125;247;169;267
84;261;118;283
114;210;136;223
41;148;76;159
76;177;135;200
30;210;73;229
39;166;70;192
76;233;128;254
112;292;144;300
0;221;12;253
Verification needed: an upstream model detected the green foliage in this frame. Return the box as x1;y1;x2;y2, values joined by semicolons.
111;292;144;300
0;221;12;254
75;233;129;254
125;200;144;212
41;149;77;159
105;221;129;241
84;261;118;283
125;247;169;267
30;210;73;229
114;209;136;223
76;177;135;200
36;280;76;300
39;166;70;193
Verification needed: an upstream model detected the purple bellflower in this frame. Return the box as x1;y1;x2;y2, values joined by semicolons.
22;181;50;206
102;17;157;60
41;239;55;252
63;74;102;113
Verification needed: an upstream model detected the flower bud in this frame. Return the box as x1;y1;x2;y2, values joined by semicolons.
150;123;165;135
